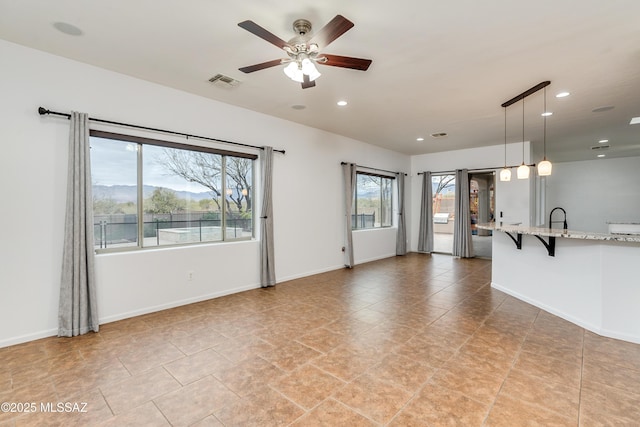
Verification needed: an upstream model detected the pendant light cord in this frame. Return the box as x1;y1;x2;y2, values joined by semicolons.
522;98;525;164
543;86;547;160
504;107;507;167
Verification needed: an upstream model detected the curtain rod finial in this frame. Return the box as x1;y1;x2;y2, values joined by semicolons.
38;107;49;115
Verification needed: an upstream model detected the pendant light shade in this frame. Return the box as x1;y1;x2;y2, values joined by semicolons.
537;86;553;176
499;168;512;182
517;163;530;179
537;159;552;176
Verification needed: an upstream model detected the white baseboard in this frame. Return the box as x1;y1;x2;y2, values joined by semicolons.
0;283;262;349
0;328;59;349
99;283;262;325
356;253;397;265
491;281;640;345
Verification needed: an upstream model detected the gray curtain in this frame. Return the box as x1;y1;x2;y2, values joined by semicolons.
395;173;407;255
417;172;434;253
452;168;474;258
342;163;356;268
58;111;99;337
260;146;276;287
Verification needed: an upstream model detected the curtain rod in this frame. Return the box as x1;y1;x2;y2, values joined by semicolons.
341;162;407;176
38;107;285;155
418;164;536;175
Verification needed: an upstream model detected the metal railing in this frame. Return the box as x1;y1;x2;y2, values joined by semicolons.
351;213;375;229
94;216;252;248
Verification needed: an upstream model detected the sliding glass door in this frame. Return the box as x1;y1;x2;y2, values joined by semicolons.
432;174;456;253
430;171;495;257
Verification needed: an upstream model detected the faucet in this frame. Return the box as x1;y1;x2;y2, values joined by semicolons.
549;207;568;230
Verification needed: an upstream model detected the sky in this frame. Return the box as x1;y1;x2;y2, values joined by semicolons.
90;136;210;193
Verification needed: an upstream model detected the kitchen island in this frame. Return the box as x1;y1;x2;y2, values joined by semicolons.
478;222;640;344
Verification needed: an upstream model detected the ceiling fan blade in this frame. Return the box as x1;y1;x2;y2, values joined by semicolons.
308;15;354;48
320;54;372;71
301;74;316;89
239;59;284;73
238;20;291;50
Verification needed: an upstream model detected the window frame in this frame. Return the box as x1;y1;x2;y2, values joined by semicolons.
90;130;257;253
353;170;395;230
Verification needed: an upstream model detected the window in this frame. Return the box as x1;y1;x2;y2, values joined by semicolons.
90;131;255;251
353;172;393;229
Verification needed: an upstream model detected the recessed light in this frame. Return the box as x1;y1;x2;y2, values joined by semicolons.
556;91;570;98
630;117;640;125
416;137;425;142
597;154;606;158
541;112;553;117
337;100;348;106
598;139;609;143
53;22;83;36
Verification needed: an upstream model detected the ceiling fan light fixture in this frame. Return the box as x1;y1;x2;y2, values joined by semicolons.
308;68;321;81
284;62;304;82
238;15;371;89
301;58;321;81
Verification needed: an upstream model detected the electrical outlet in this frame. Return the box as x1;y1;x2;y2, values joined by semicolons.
187;271;194;281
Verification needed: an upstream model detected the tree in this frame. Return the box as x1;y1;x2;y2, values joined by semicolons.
225;156;252;214
198;199;213;211
159;149;251;214
93;196;122;214
161;149;222;210
432;175;456;214
146;187;185;214
433;175;455;196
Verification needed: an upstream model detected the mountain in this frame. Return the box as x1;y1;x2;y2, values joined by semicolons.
93;185;213;202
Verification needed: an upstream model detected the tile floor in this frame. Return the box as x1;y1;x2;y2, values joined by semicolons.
1;253;640;426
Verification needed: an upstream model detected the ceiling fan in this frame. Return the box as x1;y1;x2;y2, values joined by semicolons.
238;15;372;89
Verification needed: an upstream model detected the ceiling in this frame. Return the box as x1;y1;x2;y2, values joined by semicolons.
1;0;639;162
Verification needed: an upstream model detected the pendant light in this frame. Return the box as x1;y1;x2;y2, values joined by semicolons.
499;107;511;181
517;97;530;179
537;86;553;176
501;81;550;181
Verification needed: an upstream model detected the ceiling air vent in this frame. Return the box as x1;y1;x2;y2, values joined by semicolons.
208;74;241;88
591;144;610;150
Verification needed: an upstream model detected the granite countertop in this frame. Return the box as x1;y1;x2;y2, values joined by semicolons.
477;223;640;243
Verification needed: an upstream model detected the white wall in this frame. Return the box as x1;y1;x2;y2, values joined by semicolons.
544;156;640;233
0;40;410;347
410;142;532;251
492;231;640;344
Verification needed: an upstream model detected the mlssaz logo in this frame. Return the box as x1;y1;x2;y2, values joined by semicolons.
40;402;88;413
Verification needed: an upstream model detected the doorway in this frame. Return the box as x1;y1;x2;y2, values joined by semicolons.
469;172;495;258
432;174;456;254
